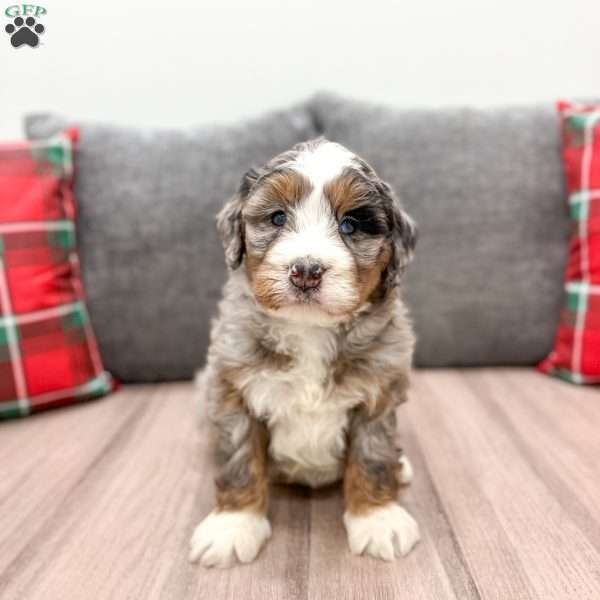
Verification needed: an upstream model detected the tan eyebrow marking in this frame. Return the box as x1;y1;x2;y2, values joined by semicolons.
243;168;313;225
257;168;312;206
324;169;372;216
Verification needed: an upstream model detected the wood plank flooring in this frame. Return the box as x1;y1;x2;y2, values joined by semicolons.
1;369;599;600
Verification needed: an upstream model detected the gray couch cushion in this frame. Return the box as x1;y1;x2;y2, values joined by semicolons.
312;93;570;367
26;106;317;381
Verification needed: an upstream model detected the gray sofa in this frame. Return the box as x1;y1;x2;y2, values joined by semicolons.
25;93;570;381
6;95;600;600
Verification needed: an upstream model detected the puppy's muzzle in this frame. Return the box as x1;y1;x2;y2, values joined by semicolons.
289;258;324;291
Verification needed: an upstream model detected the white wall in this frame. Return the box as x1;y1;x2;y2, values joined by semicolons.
1;0;599;139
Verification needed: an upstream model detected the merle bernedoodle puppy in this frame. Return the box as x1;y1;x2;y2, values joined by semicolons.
190;138;419;568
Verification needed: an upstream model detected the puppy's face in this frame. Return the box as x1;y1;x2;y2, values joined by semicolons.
217;139;416;325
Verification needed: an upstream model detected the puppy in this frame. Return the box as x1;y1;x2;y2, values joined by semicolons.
189;138;419;568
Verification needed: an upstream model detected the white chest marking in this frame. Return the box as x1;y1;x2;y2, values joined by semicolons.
241;322;357;487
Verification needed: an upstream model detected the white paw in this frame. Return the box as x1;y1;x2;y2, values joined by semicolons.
398;455;413;485
344;503;420;561
189;510;271;568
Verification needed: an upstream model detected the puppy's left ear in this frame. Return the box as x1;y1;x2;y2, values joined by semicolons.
392;196;418;269
380;181;418;283
216;168;259;270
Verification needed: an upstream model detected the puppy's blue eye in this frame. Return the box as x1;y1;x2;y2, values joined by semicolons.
339;217;357;235
271;211;287;227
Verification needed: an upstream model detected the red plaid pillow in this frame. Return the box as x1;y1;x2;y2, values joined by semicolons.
0;130;113;418
539;100;600;383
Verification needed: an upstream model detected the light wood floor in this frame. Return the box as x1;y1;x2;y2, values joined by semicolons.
1;369;599;600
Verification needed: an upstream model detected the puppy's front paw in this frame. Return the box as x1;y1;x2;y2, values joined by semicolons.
189;510;271;568
344;503;420;561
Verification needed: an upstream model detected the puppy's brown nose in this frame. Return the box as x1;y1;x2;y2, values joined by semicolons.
289;259;323;290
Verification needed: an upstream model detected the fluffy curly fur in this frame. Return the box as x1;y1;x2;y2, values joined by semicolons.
190;138;420;568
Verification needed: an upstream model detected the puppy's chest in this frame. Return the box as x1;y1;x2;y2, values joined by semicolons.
244;326;357;487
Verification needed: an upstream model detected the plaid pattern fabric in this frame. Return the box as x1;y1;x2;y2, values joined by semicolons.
0;130;113;418
538;101;600;384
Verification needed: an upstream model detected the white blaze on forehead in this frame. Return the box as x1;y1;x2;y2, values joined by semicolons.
289;141;355;188
266;140;357;269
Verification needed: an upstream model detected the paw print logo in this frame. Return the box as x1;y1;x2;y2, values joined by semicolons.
5;16;45;48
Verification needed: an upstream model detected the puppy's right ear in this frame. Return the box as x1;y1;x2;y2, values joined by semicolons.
216;168;259;270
